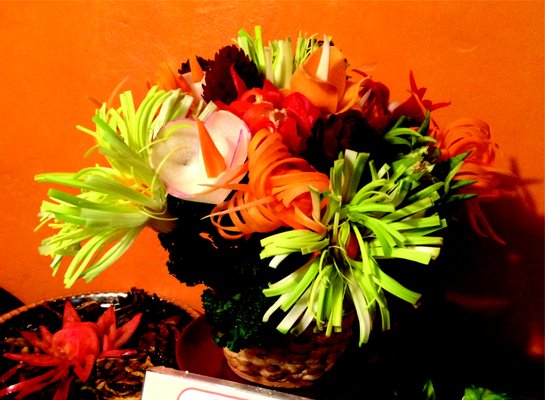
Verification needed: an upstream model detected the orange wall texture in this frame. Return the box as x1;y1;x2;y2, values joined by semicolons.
0;1;543;322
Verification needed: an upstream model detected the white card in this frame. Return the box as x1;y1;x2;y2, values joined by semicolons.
141;366;312;400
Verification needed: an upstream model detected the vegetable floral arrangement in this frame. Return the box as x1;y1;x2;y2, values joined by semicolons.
36;26;512;353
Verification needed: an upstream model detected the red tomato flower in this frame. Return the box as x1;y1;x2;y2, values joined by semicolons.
0;301;142;400
223;79;321;155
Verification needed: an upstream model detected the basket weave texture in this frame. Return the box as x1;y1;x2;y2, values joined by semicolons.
223;312;355;388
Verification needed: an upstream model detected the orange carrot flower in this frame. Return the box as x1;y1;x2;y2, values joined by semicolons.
434;118;517;243
150;60;204;100
210;128;329;239
289;42;348;114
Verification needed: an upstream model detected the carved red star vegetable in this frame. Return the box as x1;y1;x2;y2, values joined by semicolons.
0;301;142;400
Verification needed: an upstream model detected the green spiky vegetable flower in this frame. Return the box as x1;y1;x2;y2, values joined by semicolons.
36;87;249;287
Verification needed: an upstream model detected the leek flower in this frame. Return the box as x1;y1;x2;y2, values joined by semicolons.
261;116;471;346
36;87;195;287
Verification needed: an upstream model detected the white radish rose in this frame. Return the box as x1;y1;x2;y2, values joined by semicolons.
149;110;251;204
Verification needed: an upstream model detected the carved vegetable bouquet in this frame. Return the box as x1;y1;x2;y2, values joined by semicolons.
34;26;512;386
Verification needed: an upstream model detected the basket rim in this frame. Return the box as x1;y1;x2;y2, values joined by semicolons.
0;288;201;325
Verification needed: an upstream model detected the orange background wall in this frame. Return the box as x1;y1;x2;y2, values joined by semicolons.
0;1;543;317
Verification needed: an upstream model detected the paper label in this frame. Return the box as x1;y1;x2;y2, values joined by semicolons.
141;367;312;400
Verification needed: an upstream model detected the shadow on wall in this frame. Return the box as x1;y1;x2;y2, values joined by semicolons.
432;158;544;397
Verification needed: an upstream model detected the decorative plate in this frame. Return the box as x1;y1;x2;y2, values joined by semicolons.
0;288;199;399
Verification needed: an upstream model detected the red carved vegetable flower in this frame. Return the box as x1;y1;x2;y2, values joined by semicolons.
0;301;142;400
223;76;321;156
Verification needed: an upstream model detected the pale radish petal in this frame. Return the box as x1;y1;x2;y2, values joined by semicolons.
205;110;251;170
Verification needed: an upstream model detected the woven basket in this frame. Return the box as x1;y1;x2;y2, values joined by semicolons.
222;312;355;388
